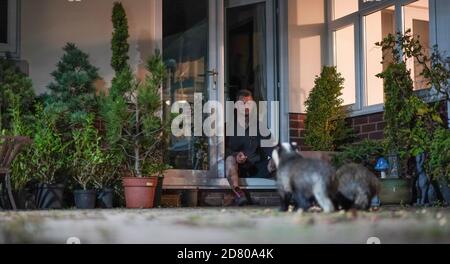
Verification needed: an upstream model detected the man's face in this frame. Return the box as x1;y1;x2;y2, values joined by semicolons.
238;95;254;117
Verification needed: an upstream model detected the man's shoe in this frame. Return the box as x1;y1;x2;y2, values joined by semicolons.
233;187;249;206
234;195;249;206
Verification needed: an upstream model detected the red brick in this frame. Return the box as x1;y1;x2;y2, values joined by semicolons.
369;131;384;140
290;129;301;138
359;133;369;140
362;124;377;133
289;113;307;122
289;120;304;129
377;122;386;130
353;126;361;134
369;113;384;123
289;113;300;121
353;116;369;125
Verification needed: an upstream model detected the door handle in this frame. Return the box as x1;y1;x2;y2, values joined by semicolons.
198;69;218;77
198;69;218;88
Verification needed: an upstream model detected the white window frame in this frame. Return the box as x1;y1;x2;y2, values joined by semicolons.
328;0;435;117
0;0;20;58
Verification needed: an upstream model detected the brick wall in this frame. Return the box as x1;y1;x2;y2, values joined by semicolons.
347;112;385;141
289;112;386;150
290;112;386;149
290;101;449;149
289;113;308;149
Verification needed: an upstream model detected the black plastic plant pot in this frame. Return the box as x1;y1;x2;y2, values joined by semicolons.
13;189;33;210
97;188;114;209
74;190;96;209
35;183;65;209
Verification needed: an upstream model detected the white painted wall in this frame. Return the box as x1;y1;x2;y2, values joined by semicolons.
288;0;327;113
21;0;159;94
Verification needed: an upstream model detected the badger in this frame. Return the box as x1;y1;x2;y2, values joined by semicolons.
334;163;381;210
272;143;335;213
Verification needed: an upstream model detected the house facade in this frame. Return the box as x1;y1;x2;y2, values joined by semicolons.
1;0;450;196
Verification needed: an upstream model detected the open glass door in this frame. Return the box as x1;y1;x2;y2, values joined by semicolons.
162;0;226;186
225;0;276;105
162;0;276;187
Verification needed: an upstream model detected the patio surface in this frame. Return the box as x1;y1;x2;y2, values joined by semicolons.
0;206;449;244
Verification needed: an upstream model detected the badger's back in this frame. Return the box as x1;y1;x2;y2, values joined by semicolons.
335;163;380;209
277;157;334;195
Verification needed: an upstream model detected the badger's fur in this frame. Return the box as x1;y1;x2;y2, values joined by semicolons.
334;163;381;210
272;143;335;213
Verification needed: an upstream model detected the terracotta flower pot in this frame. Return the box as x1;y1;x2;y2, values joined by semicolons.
123;177;158;209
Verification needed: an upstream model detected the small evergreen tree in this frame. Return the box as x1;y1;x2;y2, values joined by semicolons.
0;58;35;131
46;43;100;129
304;66;352;151
377;62;414;157
111;2;130;74
101;51;169;177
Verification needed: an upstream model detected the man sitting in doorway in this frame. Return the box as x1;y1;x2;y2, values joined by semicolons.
225;89;276;206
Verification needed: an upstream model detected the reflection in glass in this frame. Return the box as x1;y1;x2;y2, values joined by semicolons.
334;24;356;105
0;0;8;44
364;6;396;106
333;0;358;20
163;0;209;170
404;0;430;90
226;2;267;103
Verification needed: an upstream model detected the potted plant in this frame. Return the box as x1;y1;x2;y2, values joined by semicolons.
376;30;450;205
332;139;384;171
304;66;354;156
101;51;168;209
429;128;450;204
8;93;35;209
71;115;106;209
93;153;121;209
30;105;68;209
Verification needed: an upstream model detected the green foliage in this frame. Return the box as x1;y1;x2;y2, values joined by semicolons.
377;29;450;102
71;115;106;190
46;43;100;130
101;50;170;177
332;139;385;169
428;128;450;184
377;62;414;157
9;93;34;191
29;105;68;184
377;30;447;179
111;2;130;74
377;31;444;158
0;58;35;131
304;66;353;151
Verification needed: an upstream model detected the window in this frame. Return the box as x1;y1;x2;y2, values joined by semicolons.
403;0;430;90
329;0;431;112
0;0;7;44
334;25;356;105
364;6;396;106
332;0;359;20
0;0;19;57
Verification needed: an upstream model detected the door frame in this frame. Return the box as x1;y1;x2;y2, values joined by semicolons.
157;0;290;188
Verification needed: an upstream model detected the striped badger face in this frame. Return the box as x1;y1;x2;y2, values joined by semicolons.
271;142;300;168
